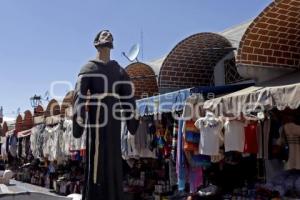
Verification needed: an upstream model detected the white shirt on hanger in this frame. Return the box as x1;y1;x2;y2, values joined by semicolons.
194;112;223;156
224;120;245;152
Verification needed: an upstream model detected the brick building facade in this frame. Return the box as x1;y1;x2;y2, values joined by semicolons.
237;0;300;81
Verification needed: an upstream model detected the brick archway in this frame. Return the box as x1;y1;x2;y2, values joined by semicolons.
34;105;44;117
237;0;300;70
125;62;159;99
159;33;233;92
45;99;60;117
61;91;74;116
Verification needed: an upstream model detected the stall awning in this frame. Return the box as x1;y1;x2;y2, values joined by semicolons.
136;88;191;116
17;129;32;138
136;83;253;116
6;129;15;136
190;83;254;98
203;71;300;116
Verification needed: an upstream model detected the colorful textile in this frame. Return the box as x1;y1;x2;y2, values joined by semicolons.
176;120;186;191
185;131;200;143
171;123;178;162
183;120;199;152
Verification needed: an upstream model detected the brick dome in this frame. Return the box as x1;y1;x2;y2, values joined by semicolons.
159;32;234;92
34;105;44;117
45;99;60;117
22;110;33;130
15;114;23;133
125;62;159;99
1;122;8;136
61;91;74;116
237;0;300;70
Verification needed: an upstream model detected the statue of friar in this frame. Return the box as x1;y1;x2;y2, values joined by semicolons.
73;30;138;200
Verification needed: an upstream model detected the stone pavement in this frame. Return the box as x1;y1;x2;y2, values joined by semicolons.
0;179;73;200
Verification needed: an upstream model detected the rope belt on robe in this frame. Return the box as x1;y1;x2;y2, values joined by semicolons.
85;93;121;184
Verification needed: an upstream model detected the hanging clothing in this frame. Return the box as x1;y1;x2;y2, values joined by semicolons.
127;131;139;159
17;137;23;158
268;117;286;160
6;136;10;156
171;122;178;162
244;122;259;154
63;119;73;156
257;117;271;159
188;167;203;193
25;137;31;158
21;137;27;158
194;112;223;156
1;137;8;160
181;120;204;193
44;124;61;162
70;120;82;151
30;124;45;159
39;126;48;158
80;120;87;157
183;120;200;151
283;123;300;170
9;134;18;158
120;120;128;159
134;120;149;154
224;120;245;152
176;120;186;191
73;59;138;200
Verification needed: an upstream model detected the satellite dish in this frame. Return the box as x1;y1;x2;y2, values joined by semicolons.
122;44;140;62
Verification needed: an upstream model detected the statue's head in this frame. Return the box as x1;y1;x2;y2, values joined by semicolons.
94;30;114;50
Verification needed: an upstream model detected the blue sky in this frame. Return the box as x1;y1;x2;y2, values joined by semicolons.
0;0;272;117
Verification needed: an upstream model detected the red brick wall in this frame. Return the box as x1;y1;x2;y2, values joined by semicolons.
125;62;159;99
159;33;233;92
237;0;300;70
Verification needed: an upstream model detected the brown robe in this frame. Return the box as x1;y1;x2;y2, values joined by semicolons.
73;59;138;200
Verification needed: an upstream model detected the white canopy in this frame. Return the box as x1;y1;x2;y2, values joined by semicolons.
203;71;300;116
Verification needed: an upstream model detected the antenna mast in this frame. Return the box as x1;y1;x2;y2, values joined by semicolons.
141;29;144;61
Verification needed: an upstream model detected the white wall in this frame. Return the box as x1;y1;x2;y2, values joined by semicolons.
214;51;235;86
237;64;293;83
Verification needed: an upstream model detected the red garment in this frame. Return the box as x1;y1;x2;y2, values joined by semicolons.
244;123;258;154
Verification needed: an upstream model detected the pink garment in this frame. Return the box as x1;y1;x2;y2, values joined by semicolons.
188;167;203;193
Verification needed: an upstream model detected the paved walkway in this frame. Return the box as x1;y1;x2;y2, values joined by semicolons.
0;180;75;200
1;179;59;194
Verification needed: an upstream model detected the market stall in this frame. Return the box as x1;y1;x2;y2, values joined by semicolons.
1;94;85;196
128;83;253;199
189;71;300;199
